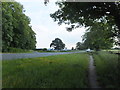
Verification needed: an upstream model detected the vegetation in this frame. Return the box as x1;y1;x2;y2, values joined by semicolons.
4;47;33;53
76;42;86;50
105;49;120;53
37;50;56;53
50;2;119;36
2;2;36;52
3;53;89;88
50;2;120;50
50;38;65;50
37;50;75;53
82;21;114;51
71;47;74;50
93;51;119;88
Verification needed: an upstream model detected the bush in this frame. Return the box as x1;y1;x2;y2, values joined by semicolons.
5;47;31;53
42;48;47;51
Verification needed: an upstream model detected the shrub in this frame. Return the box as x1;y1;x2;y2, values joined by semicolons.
42;48;47;51
6;47;31;53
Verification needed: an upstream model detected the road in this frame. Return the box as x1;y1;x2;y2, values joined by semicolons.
1;51;85;60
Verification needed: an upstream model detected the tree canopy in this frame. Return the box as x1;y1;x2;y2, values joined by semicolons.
50;1;120;50
50;38;65;50
50;2;120;31
2;2;36;52
76;42;86;50
83;19;115;50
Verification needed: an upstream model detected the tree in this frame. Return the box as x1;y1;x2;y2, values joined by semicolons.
2;2;36;52
76;42;86;50
47;1;120;85
50;2;120;45
71;47;74;50
82;21;114;51
50;38;65;50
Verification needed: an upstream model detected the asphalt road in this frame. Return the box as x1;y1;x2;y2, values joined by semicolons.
1;51;85;60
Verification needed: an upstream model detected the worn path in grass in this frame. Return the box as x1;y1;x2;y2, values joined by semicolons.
88;55;101;88
1;51;85;60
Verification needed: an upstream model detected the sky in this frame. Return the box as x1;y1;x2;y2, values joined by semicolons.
16;0;86;49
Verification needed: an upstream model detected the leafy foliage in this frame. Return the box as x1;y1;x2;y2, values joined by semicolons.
50;2;120;49
7;47;33;53
51;2;120;30
50;38;65;50
82;21;114;50
76;42;86;50
2;2;36;52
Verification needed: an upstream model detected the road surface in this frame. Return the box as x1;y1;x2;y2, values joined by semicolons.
1;51;85;60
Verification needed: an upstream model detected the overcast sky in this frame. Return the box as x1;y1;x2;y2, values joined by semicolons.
16;0;86;49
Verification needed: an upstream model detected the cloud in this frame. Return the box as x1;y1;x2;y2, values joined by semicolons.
17;1;86;49
32;24;86;49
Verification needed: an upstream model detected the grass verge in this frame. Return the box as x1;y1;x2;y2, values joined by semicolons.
36;50;81;53
3;53;89;88
103;49;120;54
2;47;34;53
93;51;119;88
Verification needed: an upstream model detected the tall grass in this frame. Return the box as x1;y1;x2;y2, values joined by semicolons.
93;51;119;88
3;47;33;53
3;53;89;88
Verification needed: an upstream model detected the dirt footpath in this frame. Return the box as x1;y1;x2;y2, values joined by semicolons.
88;55;101;88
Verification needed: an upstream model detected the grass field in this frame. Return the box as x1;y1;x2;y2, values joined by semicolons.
3;53;89;88
93;51;119;88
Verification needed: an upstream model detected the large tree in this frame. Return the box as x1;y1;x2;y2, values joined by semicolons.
50;38;65;50
2;2;36;52
82;20;115;50
50;2;120;45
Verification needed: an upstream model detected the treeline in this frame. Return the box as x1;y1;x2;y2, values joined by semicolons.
2;2;36;52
